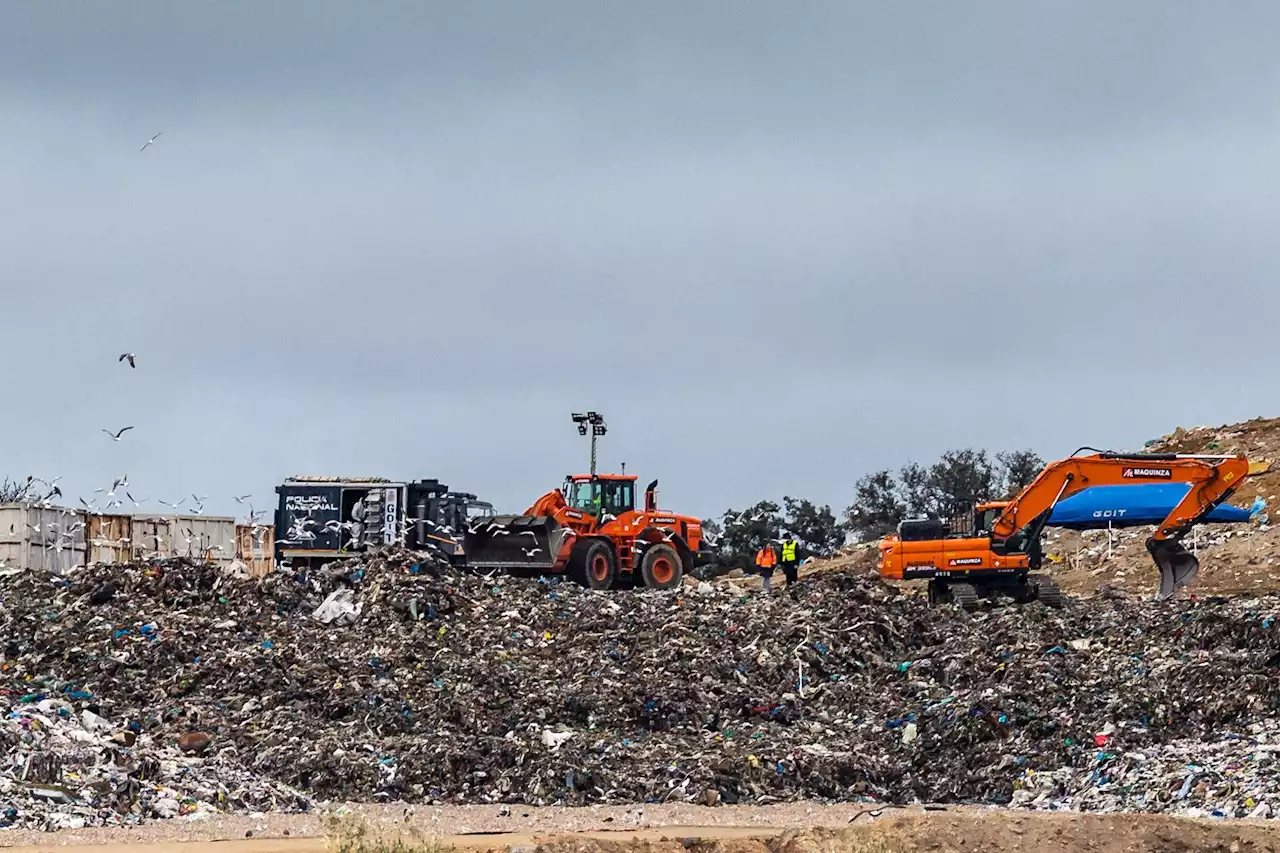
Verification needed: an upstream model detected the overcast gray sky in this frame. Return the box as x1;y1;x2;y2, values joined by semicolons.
2;1;1277;520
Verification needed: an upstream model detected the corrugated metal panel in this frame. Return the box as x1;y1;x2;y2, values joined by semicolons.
124;514;236;564
131;516;173;558
0;503;87;572
88;514;133;565
236;524;275;576
167;516;236;563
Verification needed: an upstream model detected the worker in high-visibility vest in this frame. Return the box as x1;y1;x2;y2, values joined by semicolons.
754;542;778;593
780;535;799;587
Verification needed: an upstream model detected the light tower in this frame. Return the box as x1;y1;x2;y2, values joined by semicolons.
570;411;607;477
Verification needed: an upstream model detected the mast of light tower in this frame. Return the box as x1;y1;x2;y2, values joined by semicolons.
570;411;607;479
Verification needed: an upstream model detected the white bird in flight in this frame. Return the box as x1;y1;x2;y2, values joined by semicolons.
139;133;162;152
118;353;137;368
102;426;134;441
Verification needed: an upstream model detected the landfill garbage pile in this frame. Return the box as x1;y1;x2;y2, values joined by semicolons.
4;552;1280;830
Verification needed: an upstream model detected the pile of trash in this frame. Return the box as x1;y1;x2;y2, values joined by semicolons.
4;551;1280;829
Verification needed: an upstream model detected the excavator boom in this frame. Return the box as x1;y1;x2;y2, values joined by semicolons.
991;451;1249;598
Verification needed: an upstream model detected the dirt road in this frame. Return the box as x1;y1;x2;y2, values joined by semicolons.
5;804;1280;853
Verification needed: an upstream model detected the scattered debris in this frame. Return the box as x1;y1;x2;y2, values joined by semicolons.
3;548;1280;829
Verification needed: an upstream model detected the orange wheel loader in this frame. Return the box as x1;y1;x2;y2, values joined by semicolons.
462;474;717;590
877;451;1250;608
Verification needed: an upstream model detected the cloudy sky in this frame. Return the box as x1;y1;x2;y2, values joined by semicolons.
2;2;1277;521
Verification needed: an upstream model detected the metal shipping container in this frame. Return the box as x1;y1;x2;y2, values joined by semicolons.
88;514;133;565
164;515;237;563
0;503;87;573
131;516;172;558
235;524;275;576
121;514;237;563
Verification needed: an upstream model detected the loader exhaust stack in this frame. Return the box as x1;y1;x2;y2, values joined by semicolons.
463;515;569;572
1148;538;1200;600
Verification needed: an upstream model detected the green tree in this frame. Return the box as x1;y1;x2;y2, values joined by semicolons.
782;496;846;556
996;449;1045;498
897;461;935;517
843;470;904;541
927;449;996;518
718;500;783;563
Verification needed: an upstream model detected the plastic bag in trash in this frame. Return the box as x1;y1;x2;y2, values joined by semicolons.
311;587;362;625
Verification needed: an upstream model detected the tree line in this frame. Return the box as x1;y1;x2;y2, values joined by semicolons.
709;447;1044;567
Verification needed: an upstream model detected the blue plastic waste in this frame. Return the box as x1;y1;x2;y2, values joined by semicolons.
1047;484;1251;530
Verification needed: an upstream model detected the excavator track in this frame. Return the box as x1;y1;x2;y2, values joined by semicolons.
1028;573;1064;607
948;582;979;611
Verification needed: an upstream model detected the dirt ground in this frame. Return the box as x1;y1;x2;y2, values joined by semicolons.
6;806;1280;853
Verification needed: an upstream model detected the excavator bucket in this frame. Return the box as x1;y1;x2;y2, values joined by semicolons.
1148;538;1200;599
462;515;570;572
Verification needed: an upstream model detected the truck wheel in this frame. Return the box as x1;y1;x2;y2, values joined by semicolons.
569;540;616;590
640;543;683;590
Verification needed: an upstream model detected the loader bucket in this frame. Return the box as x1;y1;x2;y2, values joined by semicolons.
1148;538;1200;600
462;515;568;572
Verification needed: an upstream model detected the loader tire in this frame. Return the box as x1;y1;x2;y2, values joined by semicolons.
640;543;683;590
569;539;616;590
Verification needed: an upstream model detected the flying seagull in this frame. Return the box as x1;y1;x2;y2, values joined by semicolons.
139;132;162;152
118;353;136;368
233;494;252;503
102;427;134;441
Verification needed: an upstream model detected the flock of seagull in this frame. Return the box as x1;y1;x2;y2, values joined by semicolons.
4;334;271;569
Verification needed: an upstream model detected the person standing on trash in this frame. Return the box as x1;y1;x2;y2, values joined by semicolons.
780;533;799;587
754;541;778;592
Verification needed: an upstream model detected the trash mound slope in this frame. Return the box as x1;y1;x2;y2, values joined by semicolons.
5;551;1280;830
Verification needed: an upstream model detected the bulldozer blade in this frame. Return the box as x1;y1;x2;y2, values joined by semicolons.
462;515;568;572
1148;538;1200;600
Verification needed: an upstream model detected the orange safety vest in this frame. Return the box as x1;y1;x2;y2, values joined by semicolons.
755;546;777;569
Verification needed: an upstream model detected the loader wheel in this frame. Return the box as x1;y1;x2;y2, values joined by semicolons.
640;543;683;590
569;540;616;590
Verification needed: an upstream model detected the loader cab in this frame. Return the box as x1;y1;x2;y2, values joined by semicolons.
563;474;637;519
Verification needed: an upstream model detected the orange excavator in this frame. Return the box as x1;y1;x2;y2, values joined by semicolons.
878;451;1250;608
462;474;716;589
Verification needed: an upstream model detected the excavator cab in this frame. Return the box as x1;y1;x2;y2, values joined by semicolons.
972;502;1008;535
